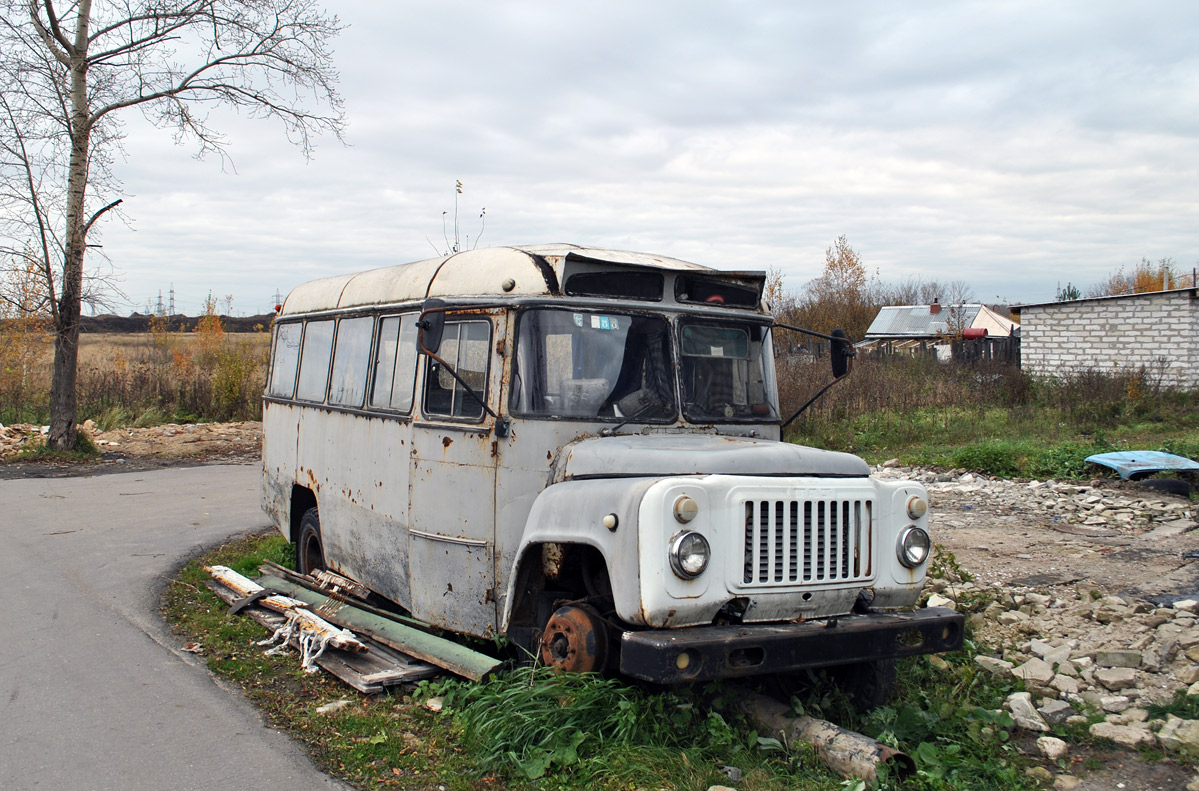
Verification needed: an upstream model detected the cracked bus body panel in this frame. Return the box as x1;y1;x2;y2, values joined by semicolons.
261;245;962;685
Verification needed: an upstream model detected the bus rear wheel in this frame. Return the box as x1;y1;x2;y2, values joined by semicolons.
297;507;326;576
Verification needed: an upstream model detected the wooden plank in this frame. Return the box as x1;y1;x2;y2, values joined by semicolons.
204;582;439;693
257;573;503;681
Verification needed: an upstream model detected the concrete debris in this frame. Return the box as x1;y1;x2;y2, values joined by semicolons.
874;462;1199;765
0;420;261;460
1006;692;1050;732
1089;721;1156;748
1159;716;1199;760
1036;735;1069;761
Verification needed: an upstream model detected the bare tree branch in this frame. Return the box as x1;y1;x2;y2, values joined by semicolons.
0;0;345;448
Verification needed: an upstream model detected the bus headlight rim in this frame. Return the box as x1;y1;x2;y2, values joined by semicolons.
669;531;710;579
897;525;931;568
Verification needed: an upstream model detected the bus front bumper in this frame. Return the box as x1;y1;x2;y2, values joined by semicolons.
618;606;964;684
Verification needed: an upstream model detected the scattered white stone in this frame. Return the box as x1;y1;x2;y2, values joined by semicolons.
424;696;444;713
927;593;956;609
1014;658;1056;685
1096;649;1141;669
1095;667;1138;691
1050;675;1080;696
1175;599;1199;613
1089;722;1156;748
1100;696;1132;713
1158;716;1199;759
1037;736;1069;761
975;655;1014;676
1007;692;1050;732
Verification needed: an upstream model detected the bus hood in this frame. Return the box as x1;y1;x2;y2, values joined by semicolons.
551;434;870;482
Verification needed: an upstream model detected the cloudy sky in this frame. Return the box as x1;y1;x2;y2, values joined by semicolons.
98;1;1199;316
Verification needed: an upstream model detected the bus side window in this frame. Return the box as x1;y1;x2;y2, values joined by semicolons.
370;314;419;412
295;319;335;402
268;322;302;398
423;320;489;420
328;316;374;407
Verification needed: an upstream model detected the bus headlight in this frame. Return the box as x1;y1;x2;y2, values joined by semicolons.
669;531;710;578
897;526;931;568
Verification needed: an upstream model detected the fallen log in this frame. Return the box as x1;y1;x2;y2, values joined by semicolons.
740;690;914;782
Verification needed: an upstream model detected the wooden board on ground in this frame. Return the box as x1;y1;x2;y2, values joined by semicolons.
205;581;439;693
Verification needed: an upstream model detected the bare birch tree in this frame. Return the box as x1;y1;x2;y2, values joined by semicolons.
0;0;344;449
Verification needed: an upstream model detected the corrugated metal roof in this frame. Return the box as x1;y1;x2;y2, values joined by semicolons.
865;305;983;337
279;244;727;316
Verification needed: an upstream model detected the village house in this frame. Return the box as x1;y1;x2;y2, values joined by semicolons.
859;302;1019;360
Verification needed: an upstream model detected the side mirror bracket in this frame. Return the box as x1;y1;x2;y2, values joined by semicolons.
773;323;856;429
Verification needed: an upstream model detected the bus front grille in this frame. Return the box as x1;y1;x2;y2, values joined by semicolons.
740;499;873;587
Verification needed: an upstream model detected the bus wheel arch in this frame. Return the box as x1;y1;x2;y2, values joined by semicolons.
289;485;317;543
508;542;619;672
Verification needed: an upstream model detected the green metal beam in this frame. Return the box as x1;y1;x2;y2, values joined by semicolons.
256;573;502;681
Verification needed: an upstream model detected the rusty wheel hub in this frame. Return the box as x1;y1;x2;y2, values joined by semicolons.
539;604;608;673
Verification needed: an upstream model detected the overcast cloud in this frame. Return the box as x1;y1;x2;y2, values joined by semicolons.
96;1;1199;315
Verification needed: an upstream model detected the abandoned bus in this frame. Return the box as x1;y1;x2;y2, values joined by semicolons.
262;244;961;696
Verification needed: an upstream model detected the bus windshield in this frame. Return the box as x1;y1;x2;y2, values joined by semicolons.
678;319;779;423
511;308;676;420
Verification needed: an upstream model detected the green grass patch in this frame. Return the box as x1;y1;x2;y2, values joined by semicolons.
165;535;1063;791
1147;689;1199;721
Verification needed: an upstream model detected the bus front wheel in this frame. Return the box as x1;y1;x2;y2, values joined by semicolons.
539;604;609;673
297;507;326;576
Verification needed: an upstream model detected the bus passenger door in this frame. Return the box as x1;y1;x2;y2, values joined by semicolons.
408;314;502;636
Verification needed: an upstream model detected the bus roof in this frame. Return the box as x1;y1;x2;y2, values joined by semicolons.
279;244;767;316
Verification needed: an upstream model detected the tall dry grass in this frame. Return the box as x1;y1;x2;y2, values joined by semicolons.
0;324;269;427
780;352;1199;465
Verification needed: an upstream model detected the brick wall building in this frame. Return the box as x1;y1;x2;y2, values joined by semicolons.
1013;288;1199;387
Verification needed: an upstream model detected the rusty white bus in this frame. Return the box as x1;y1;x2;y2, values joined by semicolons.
262;244;961;703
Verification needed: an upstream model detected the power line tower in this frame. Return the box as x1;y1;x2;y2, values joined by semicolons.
272;289;284;309
154;290;164;315
168;284;176;316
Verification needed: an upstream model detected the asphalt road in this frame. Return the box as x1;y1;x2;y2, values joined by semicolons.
0;463;349;791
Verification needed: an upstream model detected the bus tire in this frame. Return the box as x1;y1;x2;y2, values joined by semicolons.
297;507;325;575
832;658;897;713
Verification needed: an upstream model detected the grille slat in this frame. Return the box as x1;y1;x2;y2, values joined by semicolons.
740;497;873;587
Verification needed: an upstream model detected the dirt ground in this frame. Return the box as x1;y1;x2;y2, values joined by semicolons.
0;420;262;478
929;480;1199;606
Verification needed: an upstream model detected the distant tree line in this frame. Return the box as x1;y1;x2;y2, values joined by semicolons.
1058;257;1197;302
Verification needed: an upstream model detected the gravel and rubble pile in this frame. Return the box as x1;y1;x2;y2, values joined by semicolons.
878;463;1199;784
0;420;262;461
880;463;1195;530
